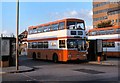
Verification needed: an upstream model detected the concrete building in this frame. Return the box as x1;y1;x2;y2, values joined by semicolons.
18;30;28;56
93;0;120;28
87;1;120;57
18;30;28;44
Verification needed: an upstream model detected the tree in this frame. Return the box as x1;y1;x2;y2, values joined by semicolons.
97;20;113;28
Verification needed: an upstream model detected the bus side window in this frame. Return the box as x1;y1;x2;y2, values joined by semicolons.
116;28;120;33
32;42;38;48
117;43;120;46
29;29;33;34
43;26;50;32
28;42;32;48
38;26;43;33
59;40;66;48
33;28;37;34
43;42;48;48
59;22;65;30
38;42;43;48
51;24;59;31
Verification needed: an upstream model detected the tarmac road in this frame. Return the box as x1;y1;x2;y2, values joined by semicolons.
1;55;119;82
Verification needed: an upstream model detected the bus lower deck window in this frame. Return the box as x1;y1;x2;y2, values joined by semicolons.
59;40;66;48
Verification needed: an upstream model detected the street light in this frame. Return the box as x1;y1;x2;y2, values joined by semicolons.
16;0;19;71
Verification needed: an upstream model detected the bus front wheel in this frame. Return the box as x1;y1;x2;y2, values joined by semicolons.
53;53;58;63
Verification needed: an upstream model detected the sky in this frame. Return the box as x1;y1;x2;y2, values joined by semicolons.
1;0;93;36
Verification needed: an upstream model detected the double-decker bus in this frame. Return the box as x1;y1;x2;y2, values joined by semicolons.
27;18;88;62
88;26;120;57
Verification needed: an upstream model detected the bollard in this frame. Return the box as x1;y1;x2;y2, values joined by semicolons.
97;56;101;64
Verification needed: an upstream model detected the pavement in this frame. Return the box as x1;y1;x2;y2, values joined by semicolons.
88;59;119;66
0;58;119;75
0;66;34;75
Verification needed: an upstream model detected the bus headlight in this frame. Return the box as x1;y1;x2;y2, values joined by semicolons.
68;55;72;58
77;55;79;56
83;54;86;56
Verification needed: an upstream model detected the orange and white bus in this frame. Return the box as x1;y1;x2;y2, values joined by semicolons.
88;26;120;57
27;18;88;62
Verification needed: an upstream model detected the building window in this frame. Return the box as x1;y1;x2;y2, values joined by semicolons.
116;19;118;23
59;40;66;48
93;9;108;14
93;2;109;8
93;16;108;22
111;20;114;24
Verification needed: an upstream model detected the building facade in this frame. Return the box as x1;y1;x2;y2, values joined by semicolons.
88;0;120;57
93;0;120;28
18;30;28;55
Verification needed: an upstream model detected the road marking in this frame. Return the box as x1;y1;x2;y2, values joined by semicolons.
22;73;38;81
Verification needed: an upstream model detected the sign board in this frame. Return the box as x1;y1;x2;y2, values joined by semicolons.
97;39;102;53
1;40;10;56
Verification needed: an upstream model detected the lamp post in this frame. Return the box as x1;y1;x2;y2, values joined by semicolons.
16;0;19;71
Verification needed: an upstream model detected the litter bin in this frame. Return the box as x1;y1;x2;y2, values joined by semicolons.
0;56;9;67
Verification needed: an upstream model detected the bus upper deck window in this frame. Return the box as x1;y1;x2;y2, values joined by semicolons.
69;25;75;29
51;24;59;31
59;22;65;30
67;21;75;29
33;28;37;34
76;23;84;30
116;28;120;33
91;31;96;35
43;26;50;32
29;30;32;34
38;27;43;33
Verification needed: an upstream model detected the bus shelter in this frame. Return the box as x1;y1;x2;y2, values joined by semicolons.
0;37;16;67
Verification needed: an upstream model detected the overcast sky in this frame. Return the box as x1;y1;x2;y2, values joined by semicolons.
1;1;93;36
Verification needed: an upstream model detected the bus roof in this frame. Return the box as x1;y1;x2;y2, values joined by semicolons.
88;26;120;32
28;18;84;30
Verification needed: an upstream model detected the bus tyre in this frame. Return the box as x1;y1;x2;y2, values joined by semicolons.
53;53;58;63
32;52;36;60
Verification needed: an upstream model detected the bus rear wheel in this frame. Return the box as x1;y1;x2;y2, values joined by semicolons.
32;52;36;60
53;53;58;63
